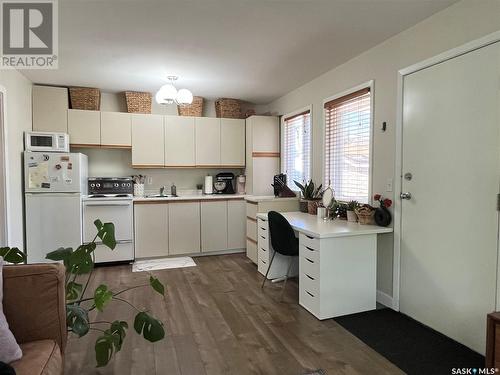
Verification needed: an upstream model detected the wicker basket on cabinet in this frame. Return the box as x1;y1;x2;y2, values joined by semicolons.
177;96;204;117
69;87;101;110
215;98;242;119
124;91;152;114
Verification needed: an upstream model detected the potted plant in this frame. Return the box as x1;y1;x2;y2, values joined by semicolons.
294;180;323;214
346;200;359;222
0;220;166;368
373;194;393;227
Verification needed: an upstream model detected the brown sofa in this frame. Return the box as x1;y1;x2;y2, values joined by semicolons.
3;263;66;375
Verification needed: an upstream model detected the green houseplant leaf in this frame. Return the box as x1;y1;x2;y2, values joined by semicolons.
94;220;116;250
149;276;165;296
66;281;83;301
134;312;165;342
66;244;95;275
94;284;113;312
95;335;114;367
67;304;90;337
0;247;26;264
46;247;73;262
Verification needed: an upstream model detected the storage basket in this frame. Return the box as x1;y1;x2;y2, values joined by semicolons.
69;87;100;110
178;96;204;117
125;91;152;114
355;208;375;225
215;98;242;119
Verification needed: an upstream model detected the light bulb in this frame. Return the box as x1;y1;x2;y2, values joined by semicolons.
176;88;193;105
155;84;177;104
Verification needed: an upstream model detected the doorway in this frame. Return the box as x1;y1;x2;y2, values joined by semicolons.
397;41;500;354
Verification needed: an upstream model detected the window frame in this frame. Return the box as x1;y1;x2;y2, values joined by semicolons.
322;80;374;204
280;105;313;190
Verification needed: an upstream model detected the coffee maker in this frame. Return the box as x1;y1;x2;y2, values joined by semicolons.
214;173;235;194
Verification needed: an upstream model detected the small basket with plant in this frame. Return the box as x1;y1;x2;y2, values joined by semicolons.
294;180;323;214
346;200;359;222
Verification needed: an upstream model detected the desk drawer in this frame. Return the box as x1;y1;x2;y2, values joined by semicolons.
300;272;319;296
299;233;320;251
299;287;319;316
257;221;268;239
259;246;270;263
259;235;269;251
299;244;319;263
246;202;258;219
258;257;268;275
300;254;320;279
246;219;257;241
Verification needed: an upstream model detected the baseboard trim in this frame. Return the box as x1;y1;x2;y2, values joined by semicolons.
377;290;395;309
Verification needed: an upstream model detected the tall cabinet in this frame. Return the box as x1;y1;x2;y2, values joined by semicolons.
245;116;280;195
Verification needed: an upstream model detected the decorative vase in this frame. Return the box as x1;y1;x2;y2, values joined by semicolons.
299;199;309;213
374;205;392;227
346;210;357;223
307;200;320;215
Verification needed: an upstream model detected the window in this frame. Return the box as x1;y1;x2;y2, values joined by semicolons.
282;109;311;189
324;87;371;203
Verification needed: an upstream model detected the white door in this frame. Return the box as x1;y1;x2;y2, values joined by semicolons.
400;42;500;354
201;200;227;252
164;115;195;167
195;117;220;166
25;193;82;263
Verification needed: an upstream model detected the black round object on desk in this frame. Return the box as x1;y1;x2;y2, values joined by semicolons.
374;206;392;227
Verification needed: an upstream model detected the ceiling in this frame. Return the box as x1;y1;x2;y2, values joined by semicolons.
22;0;457;104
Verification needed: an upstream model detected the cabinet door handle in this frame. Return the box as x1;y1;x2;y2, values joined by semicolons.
306;258;314;263
306;291;315;298
306;274;315;281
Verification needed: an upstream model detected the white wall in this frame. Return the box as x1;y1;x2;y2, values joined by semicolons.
263;0;500;297
0;70;32;249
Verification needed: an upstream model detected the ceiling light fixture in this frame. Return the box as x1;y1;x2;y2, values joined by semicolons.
155;76;193;106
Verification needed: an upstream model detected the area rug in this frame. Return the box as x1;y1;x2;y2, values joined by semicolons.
132;257;196;272
334;308;484;375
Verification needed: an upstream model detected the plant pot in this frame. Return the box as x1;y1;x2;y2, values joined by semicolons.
299;199;309;213
346;210;358;223
374;206;392;227
307;200;321;215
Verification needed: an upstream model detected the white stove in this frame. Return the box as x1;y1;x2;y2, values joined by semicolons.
83;177;134;263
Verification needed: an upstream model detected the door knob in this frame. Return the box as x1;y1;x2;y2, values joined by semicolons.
400;192;412;200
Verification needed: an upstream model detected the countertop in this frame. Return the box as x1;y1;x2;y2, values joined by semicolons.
133;193;246;203
256;211;393;239
245;195;299;203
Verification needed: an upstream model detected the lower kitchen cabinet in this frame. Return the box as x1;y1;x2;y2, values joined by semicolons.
168;202;201;255
201;201;228;252
227;200;246;249
134;203;168;258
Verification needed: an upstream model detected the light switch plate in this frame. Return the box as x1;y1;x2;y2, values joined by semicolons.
386;178;393;192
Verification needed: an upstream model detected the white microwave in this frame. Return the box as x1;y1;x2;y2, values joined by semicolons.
25;131;70;152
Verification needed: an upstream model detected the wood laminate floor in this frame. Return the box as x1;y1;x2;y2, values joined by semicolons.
65;253;403;375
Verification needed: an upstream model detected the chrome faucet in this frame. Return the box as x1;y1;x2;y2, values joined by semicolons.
160;186;166;196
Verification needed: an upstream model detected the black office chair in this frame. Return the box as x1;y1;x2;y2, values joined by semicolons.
261;211;299;300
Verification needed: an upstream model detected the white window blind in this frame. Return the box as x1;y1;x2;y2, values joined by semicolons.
324;88;371;203
283;110;311;189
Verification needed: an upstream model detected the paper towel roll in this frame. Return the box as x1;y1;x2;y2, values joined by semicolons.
204;175;213;195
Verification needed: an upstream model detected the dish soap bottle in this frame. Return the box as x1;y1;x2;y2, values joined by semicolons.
171;183;177;197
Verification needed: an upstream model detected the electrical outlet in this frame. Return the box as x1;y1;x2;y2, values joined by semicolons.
386;178;393;192
147;176;153;185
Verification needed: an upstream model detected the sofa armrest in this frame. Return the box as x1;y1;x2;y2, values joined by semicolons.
2;263;67;354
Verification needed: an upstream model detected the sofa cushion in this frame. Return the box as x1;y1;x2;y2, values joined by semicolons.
10;340;62;375
0;258;22;364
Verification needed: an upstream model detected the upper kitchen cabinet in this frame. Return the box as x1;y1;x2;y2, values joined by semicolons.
32;86;68;133
131;114;164;167
247;115;279;153
100;111;131;148
221;118;245;167
165;115;195;167
195;117;220;166
67;109;100;146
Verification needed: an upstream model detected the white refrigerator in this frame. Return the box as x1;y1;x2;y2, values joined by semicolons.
24;151;88;263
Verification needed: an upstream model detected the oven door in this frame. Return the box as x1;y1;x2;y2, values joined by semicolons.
83;199;134;262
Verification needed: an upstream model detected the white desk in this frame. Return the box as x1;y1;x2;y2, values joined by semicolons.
256;211;392;319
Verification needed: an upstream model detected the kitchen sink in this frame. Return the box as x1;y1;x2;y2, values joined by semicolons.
144;194;177;198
